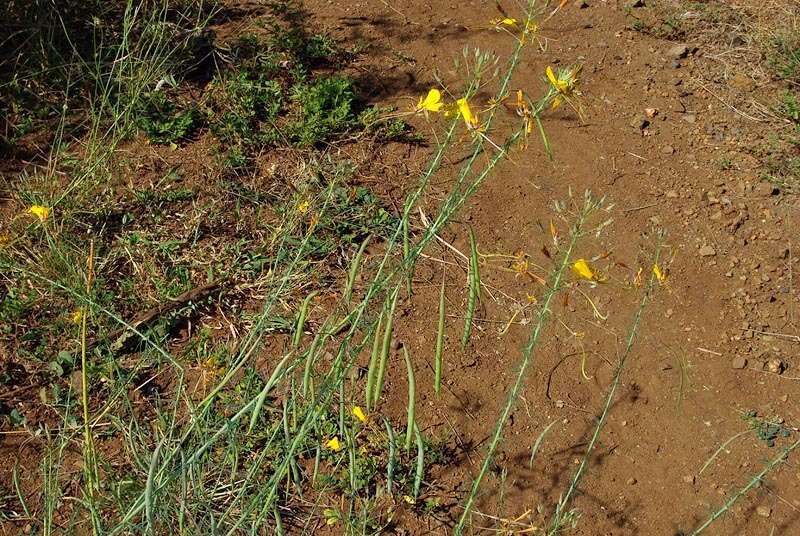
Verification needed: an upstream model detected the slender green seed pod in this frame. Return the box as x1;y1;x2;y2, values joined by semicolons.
365;311;384;411
403;346;416;452
373;287;399;406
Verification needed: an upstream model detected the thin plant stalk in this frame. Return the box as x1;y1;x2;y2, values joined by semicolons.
688;435;800;536
454;199;598;535
549;241;663;534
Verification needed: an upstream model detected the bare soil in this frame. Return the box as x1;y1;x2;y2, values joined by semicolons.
3;0;800;534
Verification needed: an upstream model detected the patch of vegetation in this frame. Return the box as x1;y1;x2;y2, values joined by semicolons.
136;92;204;145
768;31;800;83
743;410;793;447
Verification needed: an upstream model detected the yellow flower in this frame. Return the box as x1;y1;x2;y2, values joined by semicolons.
27;204;50;221
297;200;310;215
325;436;342;452
545;65;582;114
571;258;597;281
653;263;667;282
352;406;367;423
491;17;518;27
71;309;83;325
456;97;479;129
416;88;444;113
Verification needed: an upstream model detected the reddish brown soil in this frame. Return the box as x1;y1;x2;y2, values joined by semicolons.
302;0;800;534
3;1;799;534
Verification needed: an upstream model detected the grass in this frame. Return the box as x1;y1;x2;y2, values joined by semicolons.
2;0;800;534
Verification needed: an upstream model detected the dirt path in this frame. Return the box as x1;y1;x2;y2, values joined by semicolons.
305;1;800;533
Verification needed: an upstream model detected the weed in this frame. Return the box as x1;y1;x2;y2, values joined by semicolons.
136;92;203;145
768;31;800;83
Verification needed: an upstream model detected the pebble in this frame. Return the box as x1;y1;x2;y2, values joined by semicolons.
683;474;695;484
731;356;747;369
765;358;785;375
699;245;717;257
627;477;637;485
575;0;589;7
756;505;772;518
667;44;690;59
662;145;675;155
645;107;658;118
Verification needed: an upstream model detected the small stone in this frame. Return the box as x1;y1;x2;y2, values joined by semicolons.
666;190;679;198
683;475;695;484
766;358;785;375
662;145;675;155
575;0;589;7
699;245;717;257
731;356;747;369
631;115;650;130
667;44;690;59
682;113;696;123
756;505;772;518
627;0;645;7
671;59;682;69
555;400;565;408
754;182;778;197
645;107;658;118
627;477;637;485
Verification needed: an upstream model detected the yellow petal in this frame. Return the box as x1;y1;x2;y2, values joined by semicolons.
653;263;666;282
27;204;50;221
501;18;518;26
546;66;559;87
551;95;563;110
325;436;342;451
71;309;83;325
456;97;479;128
352;406;367;423
417;88;443;113
571;258;596;280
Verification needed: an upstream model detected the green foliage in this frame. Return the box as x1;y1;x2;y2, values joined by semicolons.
743;410;793;447
779;91;800;125
208;72;284;147
287;76;359;146
137;92;203;145
769;32;800;82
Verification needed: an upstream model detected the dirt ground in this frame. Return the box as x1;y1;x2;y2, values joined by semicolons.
2;0;800;534
296;0;800;533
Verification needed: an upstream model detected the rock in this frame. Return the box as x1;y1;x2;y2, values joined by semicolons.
631;115;650;130
756;505;772;518
627;477;637;485
731;356;747;369
671;59;682;69
699;245;717;257
683;474;696;484
645;107;658;118
575;0;589;7
627;0;645;7
754;182;778;197
661;145;675;155
766;358;785;375
682;113;696;123
667;44;690;59
665;190;679;198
